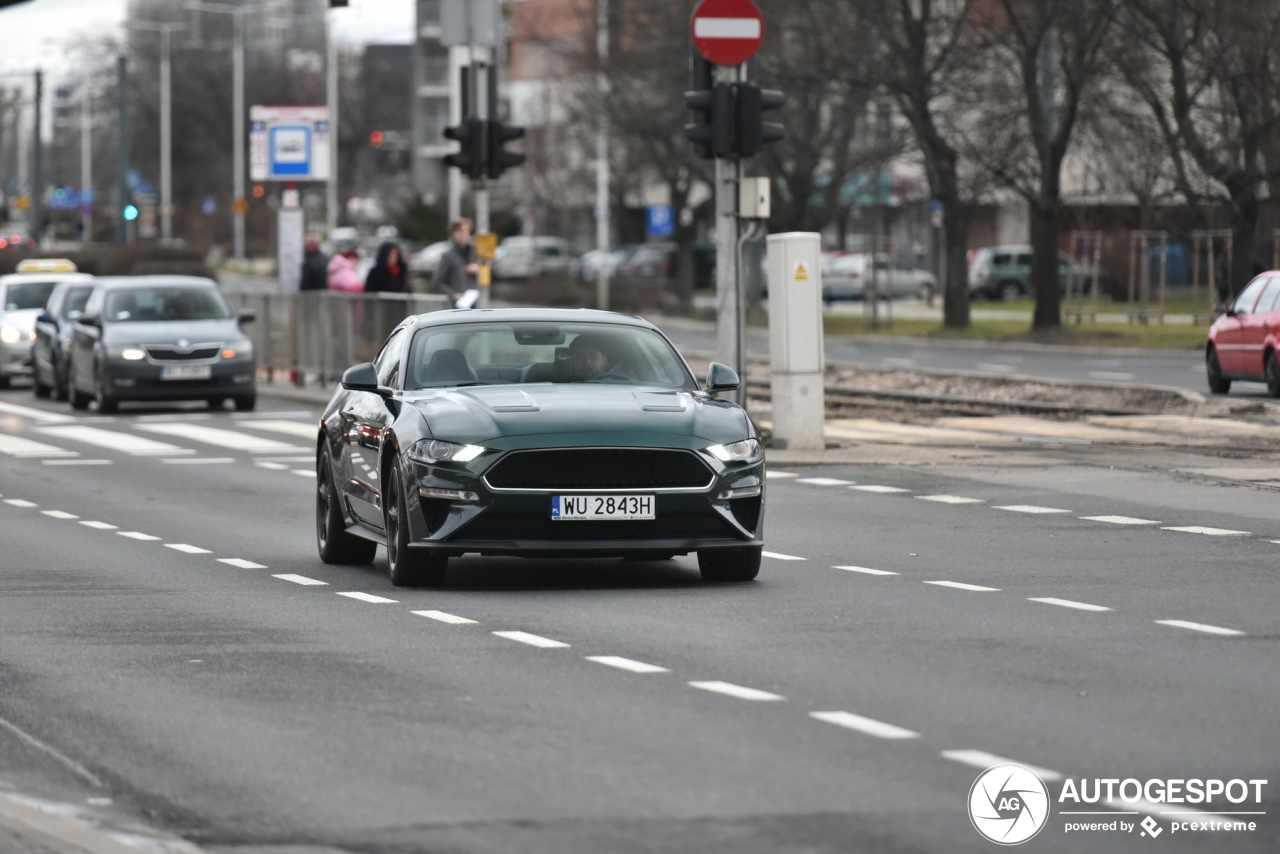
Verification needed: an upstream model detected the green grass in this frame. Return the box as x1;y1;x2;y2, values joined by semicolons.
817;314;1207;349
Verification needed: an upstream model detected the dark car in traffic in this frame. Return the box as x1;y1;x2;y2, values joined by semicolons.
67;276;257;412
32;278;96;400
316;308;765;586
1206;270;1280;395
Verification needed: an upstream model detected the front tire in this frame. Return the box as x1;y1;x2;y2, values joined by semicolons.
234;392;257;411
316;451;377;565
1206;347;1231;394
697;546;762;582
384;463;447;587
94;366;117;413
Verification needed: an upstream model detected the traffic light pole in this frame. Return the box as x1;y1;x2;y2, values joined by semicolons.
713;62;745;407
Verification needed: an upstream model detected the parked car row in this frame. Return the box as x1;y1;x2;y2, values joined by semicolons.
0;259;258;411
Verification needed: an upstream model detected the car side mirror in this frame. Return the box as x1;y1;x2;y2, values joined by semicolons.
341;362;389;396
76;315;101;328
705;362;740;394
237;308;257;324
36;312;53;324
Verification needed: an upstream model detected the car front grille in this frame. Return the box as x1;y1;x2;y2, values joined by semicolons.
485;448;713;490
146;344;221;361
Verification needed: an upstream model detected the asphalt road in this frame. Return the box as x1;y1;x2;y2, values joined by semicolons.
0;386;1277;854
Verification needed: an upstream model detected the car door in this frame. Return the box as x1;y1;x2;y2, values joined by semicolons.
339;328;408;528
1237;277;1280;378
1215;276;1269;375
68;287;105;393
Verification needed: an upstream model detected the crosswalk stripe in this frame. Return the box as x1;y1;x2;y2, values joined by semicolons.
137;423;305;453
237;420;317;439
43;425;190;456
0;434;78;458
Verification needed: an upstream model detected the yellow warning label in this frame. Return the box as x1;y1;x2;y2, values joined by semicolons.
794;263;809;281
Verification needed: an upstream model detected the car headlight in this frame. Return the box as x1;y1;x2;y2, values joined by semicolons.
707;438;763;464
221;339;254;359
407;439;486;465
0;326;25;344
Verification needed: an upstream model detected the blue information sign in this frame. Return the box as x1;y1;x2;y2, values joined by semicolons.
646;205;674;238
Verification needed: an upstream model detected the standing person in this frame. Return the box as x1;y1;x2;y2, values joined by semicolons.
299;233;329;291
326;245;363;293
365;241;409;293
433;217;479;306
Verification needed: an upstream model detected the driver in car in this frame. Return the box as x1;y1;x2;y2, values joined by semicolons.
567;335;611;381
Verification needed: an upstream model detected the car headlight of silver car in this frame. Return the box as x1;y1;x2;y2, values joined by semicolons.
707;438;764;464
221;339;254;359
109;345;147;360
407;439;486;465
0;326;28;344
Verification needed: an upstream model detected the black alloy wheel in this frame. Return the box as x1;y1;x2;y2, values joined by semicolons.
316;450;377;565
1206;347;1231;394
384;462;447;587
697;545;762;582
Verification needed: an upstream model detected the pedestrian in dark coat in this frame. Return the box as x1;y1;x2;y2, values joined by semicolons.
364;241;409;293
299;233;329;291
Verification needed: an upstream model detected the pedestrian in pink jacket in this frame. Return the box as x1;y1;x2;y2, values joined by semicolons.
326;247;363;292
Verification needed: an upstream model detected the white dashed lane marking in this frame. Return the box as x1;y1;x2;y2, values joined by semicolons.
925;581;1000;592
688;681;785;702
916;495;985;505
995;505;1072;514
337;592;399;604
42;459;112;466
798;477;854;487
1081;515;1161;525
833;565;899;576
1029;597;1112;613
218;558;267;569
765;471;798;479
40;510;78;520
810;711;919;740
763;551;806;561
493;631;570;649
1156;620;1244;637
3;499;37;508
162;457;235;465
1160;526;1251;536
850;485;911;494
79;521;117;530
117;532;161;541
587;656;670;674
412;610;478;625
274;574;328;586
165;544;212;554
941;750;1063;781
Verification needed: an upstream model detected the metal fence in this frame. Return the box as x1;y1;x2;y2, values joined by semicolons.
222;290;451;385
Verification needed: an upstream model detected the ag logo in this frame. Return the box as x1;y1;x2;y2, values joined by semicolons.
968;764;1050;845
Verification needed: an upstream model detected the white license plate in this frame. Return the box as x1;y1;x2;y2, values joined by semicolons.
552;494;655;521
161;364;213;380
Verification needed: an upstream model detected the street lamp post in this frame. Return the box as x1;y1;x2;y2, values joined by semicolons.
126;20;186;244
184;1;264;262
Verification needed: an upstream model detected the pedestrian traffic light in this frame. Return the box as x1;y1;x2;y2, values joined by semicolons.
734;82;786;158
486;119;525;179
123;204;138;221
370;130;384;148
443;117;485;180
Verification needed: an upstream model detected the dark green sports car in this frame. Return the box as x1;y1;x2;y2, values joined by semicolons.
316;308;765;586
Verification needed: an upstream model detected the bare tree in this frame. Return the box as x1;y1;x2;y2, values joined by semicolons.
968;0;1120;331
1117;0;1280;297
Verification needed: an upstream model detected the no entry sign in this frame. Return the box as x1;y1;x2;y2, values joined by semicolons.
691;0;764;66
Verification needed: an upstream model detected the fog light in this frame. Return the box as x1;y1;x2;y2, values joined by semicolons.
717;485;762;500
419;486;479;502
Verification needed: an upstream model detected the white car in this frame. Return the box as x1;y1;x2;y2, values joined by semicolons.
492;236;573;280
822;253;936;302
409;241;451;281
0;260;94;389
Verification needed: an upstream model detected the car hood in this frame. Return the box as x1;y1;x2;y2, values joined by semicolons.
1;309;40;334
102;319;246;346
401;384;753;448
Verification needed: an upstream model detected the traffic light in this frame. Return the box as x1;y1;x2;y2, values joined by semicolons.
123;204;139;222
734;82;786;158
486;119;525;179
443;117;485;180
369;130;384;148
685;83;733;160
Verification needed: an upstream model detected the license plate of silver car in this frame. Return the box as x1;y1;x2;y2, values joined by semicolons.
551;494;655;521
161;364;213;380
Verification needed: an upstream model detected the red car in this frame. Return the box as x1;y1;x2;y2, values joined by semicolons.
1206;271;1280;395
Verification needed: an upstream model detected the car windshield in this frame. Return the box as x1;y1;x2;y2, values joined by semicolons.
62;286;93;318
406;321;697;391
4;279;60;311
104;286;232;322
